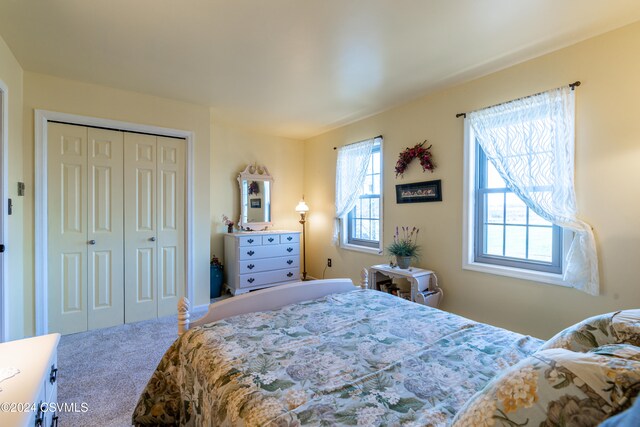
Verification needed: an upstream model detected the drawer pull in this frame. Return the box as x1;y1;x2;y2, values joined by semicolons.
247;250;255;256
35;401;44;426
49;364;58;384
51;415;59;427
247;277;255;283
287;272;294;277
248;238;254;244
287;259;293;265
287;247;293;252
247;264;255;270
268;237;274;242
287;236;293;241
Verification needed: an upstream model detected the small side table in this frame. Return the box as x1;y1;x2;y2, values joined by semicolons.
365;264;443;308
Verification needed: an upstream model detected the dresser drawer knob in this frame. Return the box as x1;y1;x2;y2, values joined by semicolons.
287;272;294;277
287;236;293;241
287;247;293;253
247;277;255;283
287;259;293;265
49;364;58;384
35;401;44;426
247;250;255;256
248;238;254;244
247;264;255;270
268;237;274;242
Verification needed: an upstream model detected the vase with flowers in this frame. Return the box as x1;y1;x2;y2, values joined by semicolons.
386;226;420;269
222;214;235;233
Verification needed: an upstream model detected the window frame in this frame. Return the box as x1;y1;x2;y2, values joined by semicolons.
463;120;571;287
474;143;563;274
340;138;383;254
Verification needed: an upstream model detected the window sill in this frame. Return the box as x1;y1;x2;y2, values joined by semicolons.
340;242;383;256
463;261;569;288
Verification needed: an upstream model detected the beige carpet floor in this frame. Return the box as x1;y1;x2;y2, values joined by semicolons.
57;305;208;427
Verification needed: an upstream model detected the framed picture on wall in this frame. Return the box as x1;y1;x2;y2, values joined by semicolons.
395;179;442;204
250;198;261;208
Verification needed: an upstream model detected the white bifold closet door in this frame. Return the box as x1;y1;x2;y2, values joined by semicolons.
124;133;185;323
48;123;125;335
48;123;185;335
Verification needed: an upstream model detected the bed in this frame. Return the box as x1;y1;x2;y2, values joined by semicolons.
132;279;640;426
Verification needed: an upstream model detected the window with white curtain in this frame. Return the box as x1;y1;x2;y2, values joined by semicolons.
463;85;599;294
475;141;564;273
335;136;383;253
347;140;381;249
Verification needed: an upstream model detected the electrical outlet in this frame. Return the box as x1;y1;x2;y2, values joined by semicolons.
327;258;332;267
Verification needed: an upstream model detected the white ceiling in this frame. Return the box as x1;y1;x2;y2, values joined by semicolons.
1;1;639;139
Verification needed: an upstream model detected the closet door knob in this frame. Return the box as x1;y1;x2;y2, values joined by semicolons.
149;237;156;242
88;240;96;245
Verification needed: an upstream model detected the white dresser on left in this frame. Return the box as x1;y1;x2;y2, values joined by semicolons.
0;334;60;427
224;231;301;295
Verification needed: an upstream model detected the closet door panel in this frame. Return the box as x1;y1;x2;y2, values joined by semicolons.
87;128;124;330
124;133;158;323
157;137;185;316
48;123;88;335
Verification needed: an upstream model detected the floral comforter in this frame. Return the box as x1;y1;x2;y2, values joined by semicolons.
133;289;542;426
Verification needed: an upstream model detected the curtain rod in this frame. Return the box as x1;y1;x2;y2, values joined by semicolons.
455;81;581;119
333;135;383;150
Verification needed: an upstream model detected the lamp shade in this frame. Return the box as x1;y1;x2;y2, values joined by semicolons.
295;199;309;213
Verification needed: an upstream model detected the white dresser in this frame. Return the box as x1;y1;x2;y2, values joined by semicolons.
224;231;301;295
0;334;60;427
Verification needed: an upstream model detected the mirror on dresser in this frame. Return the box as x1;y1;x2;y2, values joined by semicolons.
237;164;273;230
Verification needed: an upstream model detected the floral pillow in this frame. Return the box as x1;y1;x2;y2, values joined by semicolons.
539;309;640;353
451;348;640;427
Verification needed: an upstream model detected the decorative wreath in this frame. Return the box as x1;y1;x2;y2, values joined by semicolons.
248;181;260;195
395;140;436;178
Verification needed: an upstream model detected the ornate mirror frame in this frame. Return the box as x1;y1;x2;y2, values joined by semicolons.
237;164;273;230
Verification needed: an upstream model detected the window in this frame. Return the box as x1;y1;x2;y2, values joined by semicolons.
336;137;382;253
347;141;381;248
464;86;598;292
475;143;563;273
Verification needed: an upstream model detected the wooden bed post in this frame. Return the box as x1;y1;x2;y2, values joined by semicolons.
178;297;190;335
360;268;368;289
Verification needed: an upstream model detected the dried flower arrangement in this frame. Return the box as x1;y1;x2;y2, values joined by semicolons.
395;140;435;178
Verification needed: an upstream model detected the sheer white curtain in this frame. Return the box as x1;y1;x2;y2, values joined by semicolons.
334;138;375;243
468;86;599;295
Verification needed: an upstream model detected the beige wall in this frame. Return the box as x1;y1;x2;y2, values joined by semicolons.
304;22;640;339
18;72;211;338
0;36;24;340
210;118;304;263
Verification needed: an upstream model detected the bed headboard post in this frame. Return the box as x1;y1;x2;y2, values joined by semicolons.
178;297;191;335
360;268;368;289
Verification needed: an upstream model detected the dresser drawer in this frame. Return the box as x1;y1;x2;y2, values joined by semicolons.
262;235;280;245
240;256;299;274
237;235;262;246
280;233;299;244
239;243;299;260
240;268;299;288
